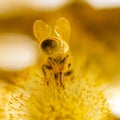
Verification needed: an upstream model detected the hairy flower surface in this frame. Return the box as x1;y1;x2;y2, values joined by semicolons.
0;65;114;120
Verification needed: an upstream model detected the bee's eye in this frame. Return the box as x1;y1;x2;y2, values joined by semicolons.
41;39;57;55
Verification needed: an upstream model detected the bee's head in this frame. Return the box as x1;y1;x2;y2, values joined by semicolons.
40;38;58;55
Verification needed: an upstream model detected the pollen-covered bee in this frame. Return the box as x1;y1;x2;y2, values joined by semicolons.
33;17;72;88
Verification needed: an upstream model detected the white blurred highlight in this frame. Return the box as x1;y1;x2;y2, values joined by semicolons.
85;0;120;8
0;0;69;14
106;87;120;119
26;0;69;10
0;34;38;71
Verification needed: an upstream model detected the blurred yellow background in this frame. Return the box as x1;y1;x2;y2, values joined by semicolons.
0;0;120;119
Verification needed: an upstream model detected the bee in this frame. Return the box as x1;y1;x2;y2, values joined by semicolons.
33;17;72;88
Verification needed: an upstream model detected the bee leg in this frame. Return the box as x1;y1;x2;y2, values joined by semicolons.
60;72;64;89
64;70;74;81
56;72;64;89
42;64;52;85
64;70;73;76
60;55;70;72
60;55;69;64
48;58;64;88
54;73;58;79
48;57;59;73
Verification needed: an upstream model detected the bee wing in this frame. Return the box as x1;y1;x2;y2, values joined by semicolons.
33;20;52;42
54;17;71;43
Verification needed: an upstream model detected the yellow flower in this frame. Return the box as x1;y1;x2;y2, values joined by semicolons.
0;66;113;120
